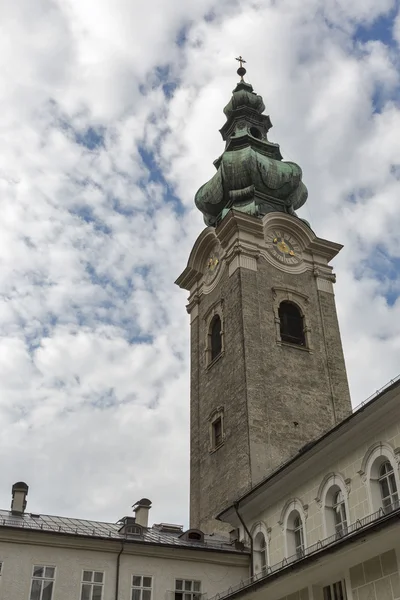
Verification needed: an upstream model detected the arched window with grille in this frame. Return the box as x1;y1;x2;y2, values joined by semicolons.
285;509;305;559
332;490;348;536
379;461;399;513
253;532;267;574
210;315;222;361
278;302;305;346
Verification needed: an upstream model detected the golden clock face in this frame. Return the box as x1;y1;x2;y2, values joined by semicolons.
266;231;302;266
204;248;221;284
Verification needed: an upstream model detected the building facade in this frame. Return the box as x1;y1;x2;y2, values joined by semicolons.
1;66;400;600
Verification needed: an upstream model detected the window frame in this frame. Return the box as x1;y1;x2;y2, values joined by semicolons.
209;314;222;362
332;490;348;536
253;531;268;574
174;579;201;600
131;575;152;600
209;407;225;452
378;461;399;513
80;570;105;600
323;580;347;600
361;444;400;514
29;565;56;600
278;301;306;347
280;503;307;560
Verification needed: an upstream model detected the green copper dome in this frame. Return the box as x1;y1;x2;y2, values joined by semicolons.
195;78;309;227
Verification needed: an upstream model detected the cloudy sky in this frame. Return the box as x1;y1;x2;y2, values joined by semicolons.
1;0;400;528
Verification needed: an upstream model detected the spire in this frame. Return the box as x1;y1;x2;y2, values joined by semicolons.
194;62;309;228
235;55;247;81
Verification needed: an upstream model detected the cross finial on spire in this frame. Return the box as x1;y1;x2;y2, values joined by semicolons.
235;56;247;81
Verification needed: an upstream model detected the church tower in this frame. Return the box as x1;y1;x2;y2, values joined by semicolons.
176;61;352;533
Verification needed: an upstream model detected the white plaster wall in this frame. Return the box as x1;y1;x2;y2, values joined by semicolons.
246;420;400;568
0;540;249;600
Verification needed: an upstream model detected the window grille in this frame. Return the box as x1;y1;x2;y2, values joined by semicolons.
81;570;104;600
293;516;304;558
132;576;152;600
174;579;201;600
29;566;55;600
333;490;348;536
379;461;399;513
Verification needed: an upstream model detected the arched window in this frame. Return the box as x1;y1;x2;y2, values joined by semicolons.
210;315;222;361
285;510;305;559
293;516;305;558
332;490;348;536
253;532;267;574
379;461;399;514
279;302;305;346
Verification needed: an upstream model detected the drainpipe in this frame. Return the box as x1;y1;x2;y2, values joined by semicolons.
115;540;125;600
234;502;254;577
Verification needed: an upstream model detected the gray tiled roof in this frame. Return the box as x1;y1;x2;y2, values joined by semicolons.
0;509;245;554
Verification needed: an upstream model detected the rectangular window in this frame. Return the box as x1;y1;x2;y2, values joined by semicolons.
175;579;201;600
0;561;2;576
81;571;104;600
132;576;152;600
323;581;347;600
29;566;55;600
212;417;223;448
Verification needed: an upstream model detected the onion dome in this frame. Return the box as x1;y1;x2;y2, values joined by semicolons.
194;63;309;228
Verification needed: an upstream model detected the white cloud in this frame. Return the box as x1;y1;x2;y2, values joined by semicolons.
0;0;399;528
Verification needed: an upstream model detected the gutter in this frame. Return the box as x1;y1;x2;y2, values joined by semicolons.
115;540;125;600
234;503;253;577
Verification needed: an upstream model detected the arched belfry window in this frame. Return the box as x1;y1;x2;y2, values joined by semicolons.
279;302;305;346
210;315;222;361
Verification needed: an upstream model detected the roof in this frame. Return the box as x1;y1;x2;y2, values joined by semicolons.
0;509;246;554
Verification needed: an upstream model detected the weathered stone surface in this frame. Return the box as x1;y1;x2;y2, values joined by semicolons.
183;212;352;531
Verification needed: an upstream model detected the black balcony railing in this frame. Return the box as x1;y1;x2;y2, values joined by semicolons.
209;504;400;600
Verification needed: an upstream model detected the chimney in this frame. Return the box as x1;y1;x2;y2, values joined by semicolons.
11;482;29;515
133;498;151;528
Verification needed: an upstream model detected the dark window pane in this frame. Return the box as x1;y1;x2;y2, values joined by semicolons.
323;586;332;600
81;584;91;600
143;590;151;600
175;593;183;600
193;582;201;592
93;585;103;600
213;418;222;447
143;577;152;588
45;567;55;579
33;566;44;578
380;477;390;498
132;576;142;587
83;571;93;582
210;316;222;360
389;473;397;494
42;581;54;600
279;302;305;346
30;580;42;600
176;581;183;591
132;589;141;600
93;572;103;583
184;581;192;591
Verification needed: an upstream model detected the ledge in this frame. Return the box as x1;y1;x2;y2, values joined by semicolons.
206;351;225;371
277;341;312;354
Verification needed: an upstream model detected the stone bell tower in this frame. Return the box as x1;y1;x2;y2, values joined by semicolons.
176;63;352;534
